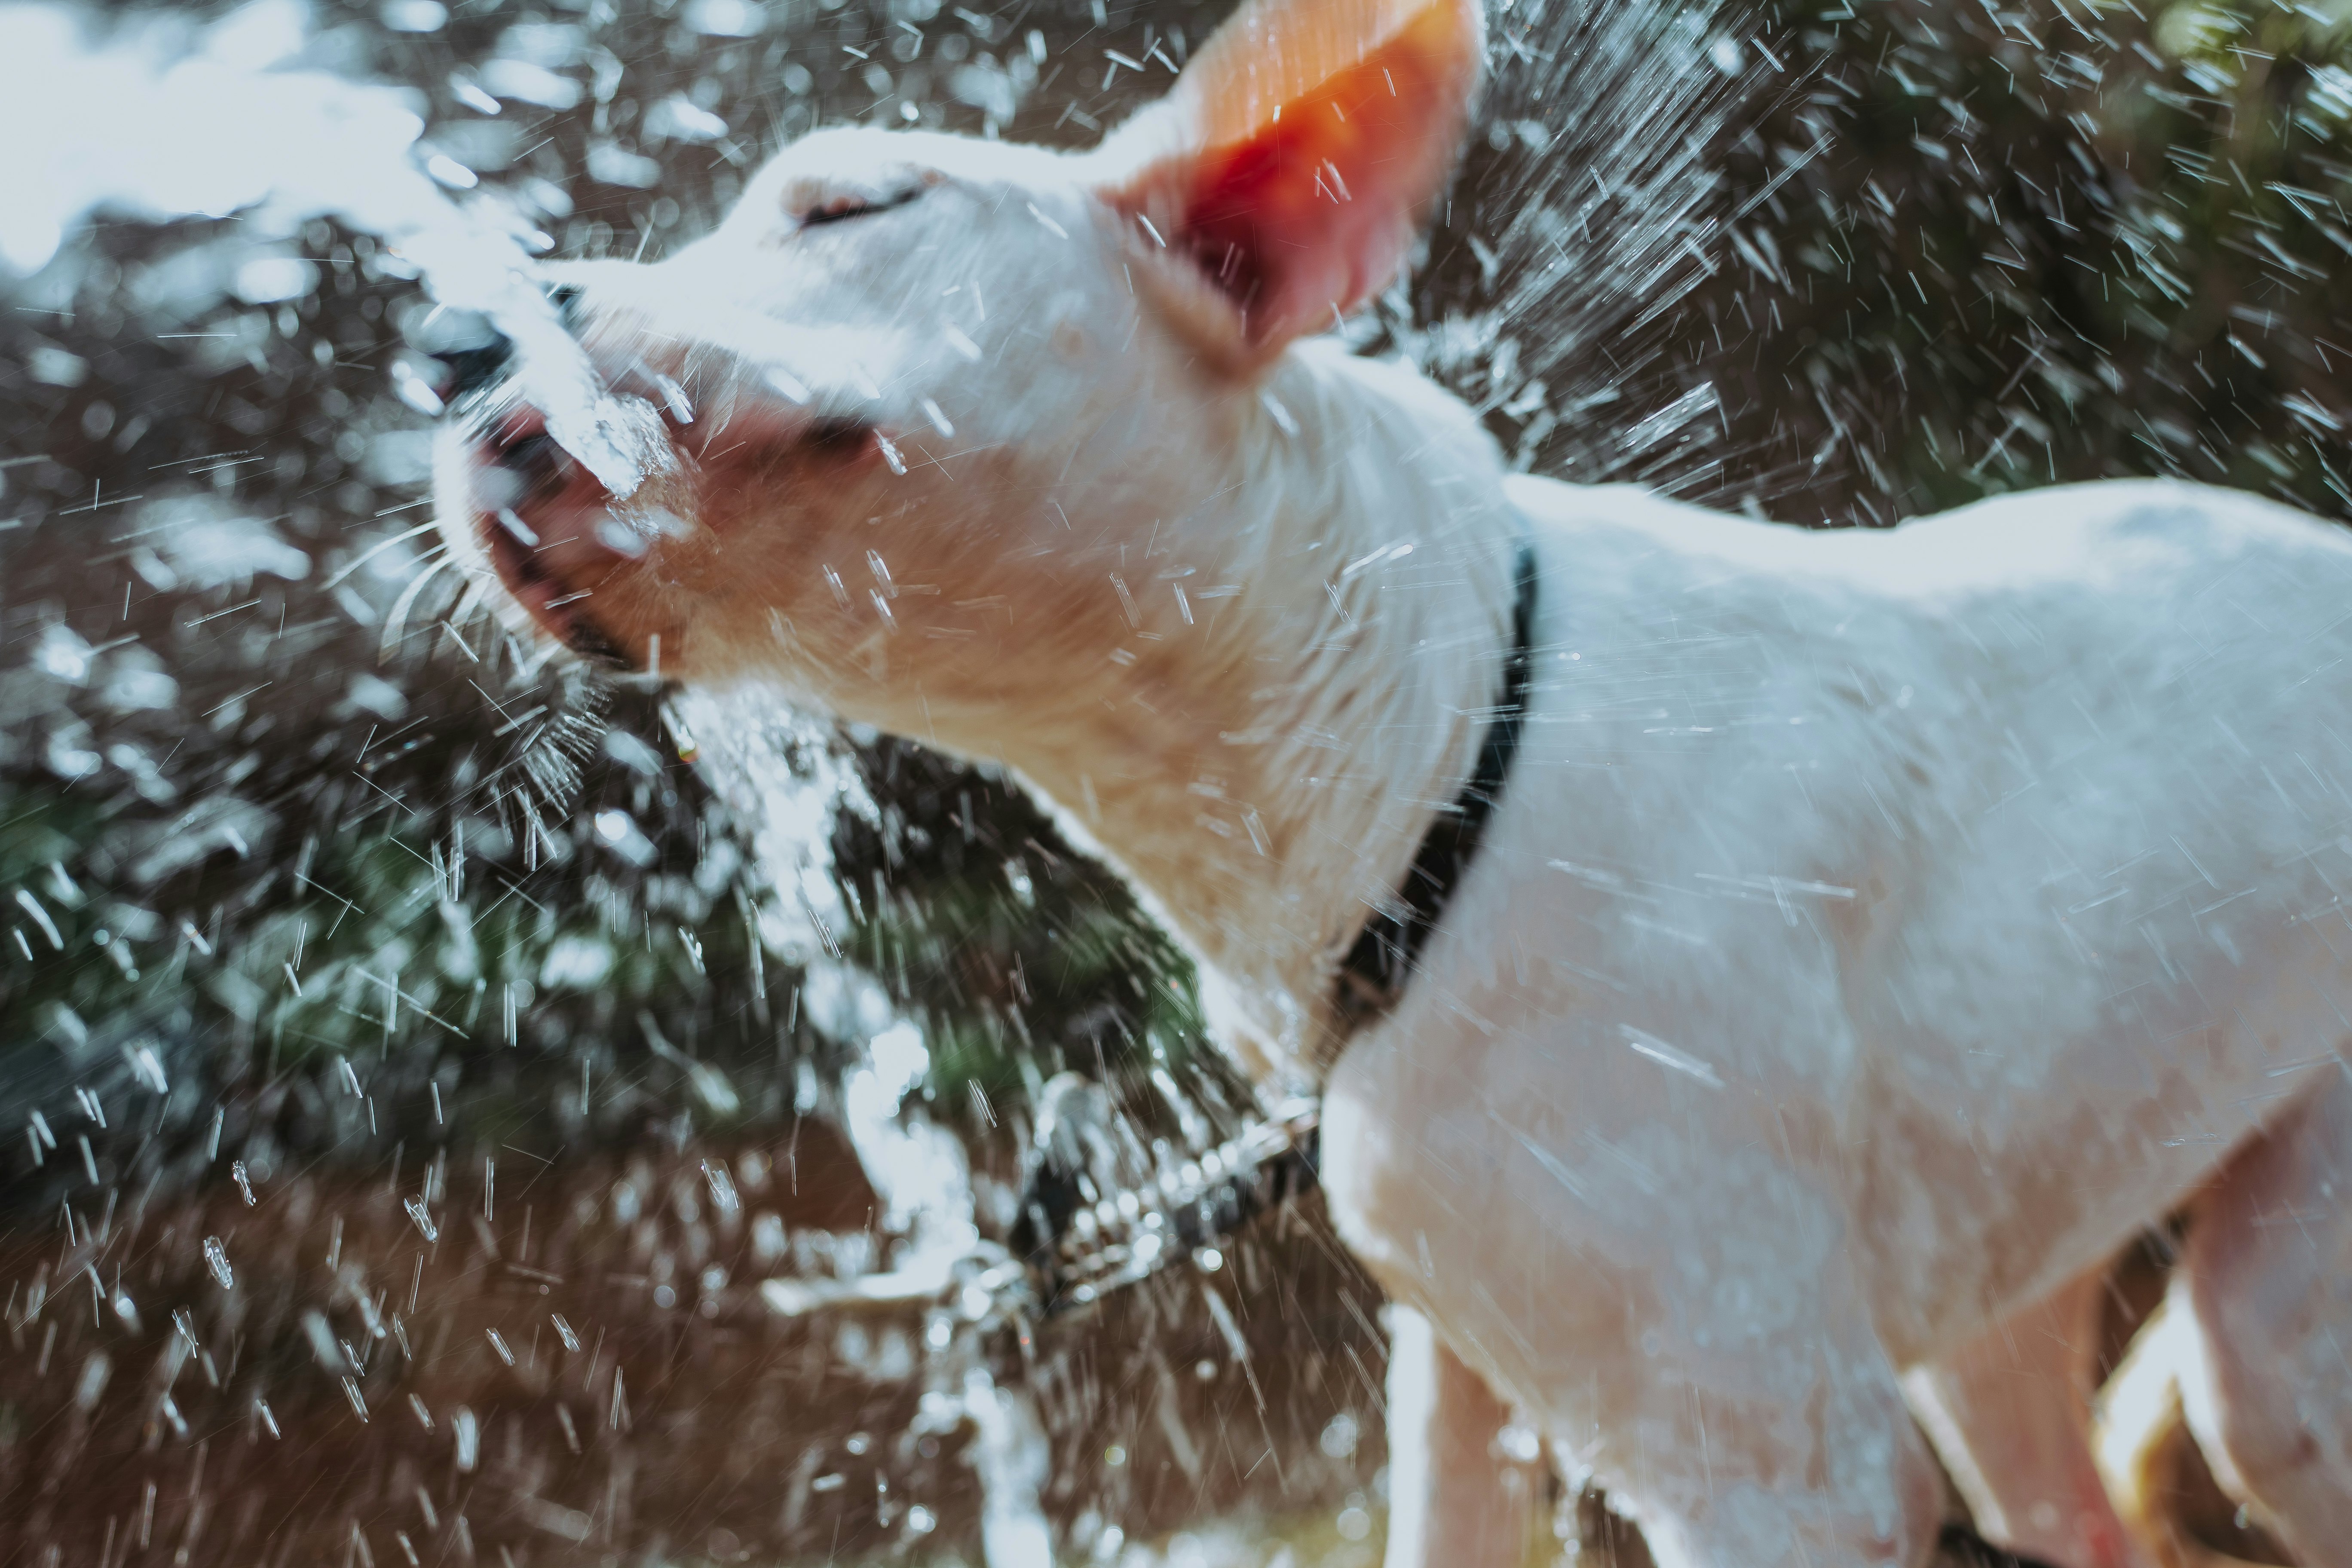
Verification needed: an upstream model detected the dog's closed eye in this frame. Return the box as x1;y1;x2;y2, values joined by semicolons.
799;187;926;228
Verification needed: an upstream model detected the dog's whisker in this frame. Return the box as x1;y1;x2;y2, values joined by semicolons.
378;554;459;659
439;580;491;660
322;518;447;589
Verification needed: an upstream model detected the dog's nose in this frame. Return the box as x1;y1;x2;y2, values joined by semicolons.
548;284;588;331
437;291;591;401
438;330;515;400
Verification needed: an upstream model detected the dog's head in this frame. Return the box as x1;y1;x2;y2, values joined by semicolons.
433;0;1483;735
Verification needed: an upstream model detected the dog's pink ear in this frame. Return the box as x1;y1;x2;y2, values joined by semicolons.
1098;0;1483;364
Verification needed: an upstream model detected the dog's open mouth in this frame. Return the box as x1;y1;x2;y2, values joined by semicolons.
472;407;643;668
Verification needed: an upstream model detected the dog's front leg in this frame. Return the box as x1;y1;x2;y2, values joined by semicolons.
1903;1263;2153;1568
1326;1047;1951;1568
1382;1305;1539;1568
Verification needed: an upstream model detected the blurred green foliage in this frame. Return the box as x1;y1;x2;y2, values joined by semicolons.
830;740;1212;1106
1498;0;2352;522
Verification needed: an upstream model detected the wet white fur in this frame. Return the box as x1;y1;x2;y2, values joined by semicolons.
441;117;2352;1568
1339;475;2352;1568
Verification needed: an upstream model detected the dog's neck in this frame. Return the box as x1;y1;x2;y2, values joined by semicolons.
949;343;1526;1085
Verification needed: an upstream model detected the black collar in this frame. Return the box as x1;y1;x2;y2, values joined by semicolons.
1332;543;1538;1032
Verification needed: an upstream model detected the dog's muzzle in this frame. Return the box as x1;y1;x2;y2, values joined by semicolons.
440;288;683;668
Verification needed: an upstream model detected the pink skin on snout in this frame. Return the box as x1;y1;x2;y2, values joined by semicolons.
456;346;907;677
466;407;643;661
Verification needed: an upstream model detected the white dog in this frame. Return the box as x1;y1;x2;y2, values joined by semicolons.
432;0;2352;1560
